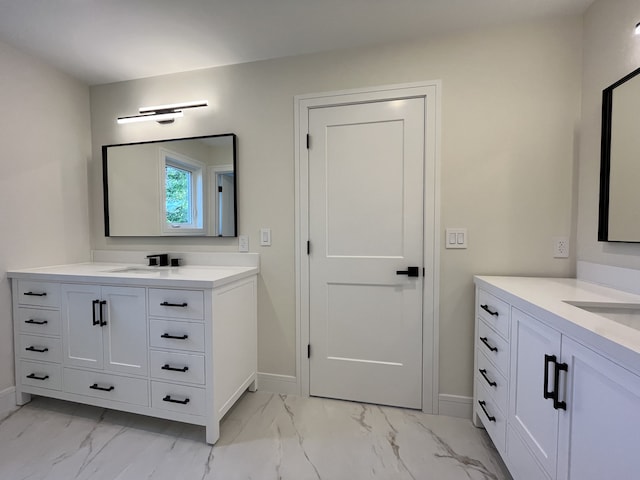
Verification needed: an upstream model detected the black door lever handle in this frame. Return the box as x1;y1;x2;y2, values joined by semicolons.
396;266;419;277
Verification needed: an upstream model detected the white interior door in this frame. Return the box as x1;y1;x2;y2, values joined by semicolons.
308;97;425;409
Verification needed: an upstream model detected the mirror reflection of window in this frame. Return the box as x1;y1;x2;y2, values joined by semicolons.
165;164;192;224
160;148;204;234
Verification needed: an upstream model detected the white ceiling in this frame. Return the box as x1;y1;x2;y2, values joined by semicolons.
0;0;594;86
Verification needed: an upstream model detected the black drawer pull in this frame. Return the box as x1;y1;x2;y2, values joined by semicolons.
480;304;499;316
479;368;497;387
163;395;190;405
553;360;568;411
161;333;189;340
543;354;556;400
25;319;48;325
480;336;498;352
25;346;49;353
478;400;496;422
160;302;188;307
92;299;100;326
26;373;49;381
89;383;114;392
161;364;189;372
24;291;47;297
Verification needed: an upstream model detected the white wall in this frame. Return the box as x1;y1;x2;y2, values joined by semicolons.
0;41;92;391
90;16;581;398
577;0;640;265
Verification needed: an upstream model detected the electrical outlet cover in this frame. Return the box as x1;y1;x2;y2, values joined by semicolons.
553;237;569;258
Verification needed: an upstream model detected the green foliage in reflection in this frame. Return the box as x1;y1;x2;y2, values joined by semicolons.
165;165;191;224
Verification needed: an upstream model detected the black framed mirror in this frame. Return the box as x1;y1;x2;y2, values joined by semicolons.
598;67;640;242
103;133;237;237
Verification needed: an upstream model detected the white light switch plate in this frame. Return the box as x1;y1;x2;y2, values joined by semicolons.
238;235;249;252
260;228;271;246
445;228;467;249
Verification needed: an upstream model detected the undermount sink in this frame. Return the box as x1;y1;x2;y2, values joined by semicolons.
564;301;640;331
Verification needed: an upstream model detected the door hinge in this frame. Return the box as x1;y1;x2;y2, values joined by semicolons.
423;267;425;276
307;240;310;255
307;344;311;358
306;134;310;149
218;186;223;193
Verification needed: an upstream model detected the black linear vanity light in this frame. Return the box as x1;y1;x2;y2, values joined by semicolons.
117;100;209;125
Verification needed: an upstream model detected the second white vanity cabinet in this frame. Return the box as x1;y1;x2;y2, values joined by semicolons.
9;262;259;445
474;276;640;480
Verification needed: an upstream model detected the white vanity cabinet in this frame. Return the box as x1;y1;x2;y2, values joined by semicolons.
9;263;258;445
474;277;640;480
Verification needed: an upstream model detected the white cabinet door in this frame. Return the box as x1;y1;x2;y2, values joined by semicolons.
62;284;103;369
557;337;640;480
62;284;146;375
509;308;561;478
102;286;147;375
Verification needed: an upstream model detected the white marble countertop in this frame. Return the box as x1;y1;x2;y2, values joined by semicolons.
7;262;259;289
475;276;640;367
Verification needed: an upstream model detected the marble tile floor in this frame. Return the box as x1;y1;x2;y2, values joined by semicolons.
0;392;511;480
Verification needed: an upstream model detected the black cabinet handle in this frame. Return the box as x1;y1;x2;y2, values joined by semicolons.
163;395;190;405
26;373;49;381
92;299;100;326
479;336;498;352
161;364;189;372
479;368;497;387
396;266;419;277
480;304;499;316
478;400;496;422
24;292;47;297
99;300;107;326
553;361;568;410
543;354;555;400
89;383;114;392
160;302;188;307
25;346;49;353
161;333;189;340
25;319;48;325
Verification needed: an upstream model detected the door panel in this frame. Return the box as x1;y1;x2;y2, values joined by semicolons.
102;286;147;375
309;98;424;409
61;284;103;369
509;308;561;478
558;337;640;480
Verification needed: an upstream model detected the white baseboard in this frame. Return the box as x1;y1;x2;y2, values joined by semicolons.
438;394;472;419
257;373;299;395
0;386;17;416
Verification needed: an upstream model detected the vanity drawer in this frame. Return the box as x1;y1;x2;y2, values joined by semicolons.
149;320;205;352
19;360;62;391
63;368;149;406
478;289;510;339
476;350;508;414
151;381;206;417
148;289;204;320
17;281;60;308
17;308;61;336
19;334;62;363
475;380;506;454
478;320;509;377
150;350;205;385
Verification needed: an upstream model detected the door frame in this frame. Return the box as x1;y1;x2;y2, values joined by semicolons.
294;81;442;413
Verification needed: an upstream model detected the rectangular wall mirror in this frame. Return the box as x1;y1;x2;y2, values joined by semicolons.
599;67;640;242
103;133;237;237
